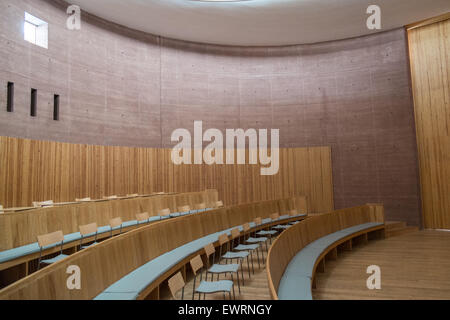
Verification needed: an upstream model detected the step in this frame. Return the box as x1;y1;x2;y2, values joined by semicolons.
385;221;407;230
386;226;419;238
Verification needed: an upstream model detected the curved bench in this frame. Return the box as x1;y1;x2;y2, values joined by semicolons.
266;204;385;300
277;222;383;300
0;208;212;267
95;214;307;300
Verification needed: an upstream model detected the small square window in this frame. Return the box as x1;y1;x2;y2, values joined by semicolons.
24;12;48;49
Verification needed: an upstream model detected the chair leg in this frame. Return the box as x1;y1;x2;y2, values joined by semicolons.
233;270;241;294
249;252;255;275
232;285;236;300
256;247;261;269
240;261;245;285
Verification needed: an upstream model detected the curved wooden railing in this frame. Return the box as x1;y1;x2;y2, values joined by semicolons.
266;204;385;300
0;190;218;251
0;196;307;300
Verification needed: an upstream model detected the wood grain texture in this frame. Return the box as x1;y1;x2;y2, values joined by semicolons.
0;136;334;213
0;190;217;251
408;18;450;229
266;204;385;299
313;230;450;300
0;196;307;300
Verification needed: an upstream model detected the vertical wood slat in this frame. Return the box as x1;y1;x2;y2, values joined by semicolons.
408;18;450;229
0;136;334;213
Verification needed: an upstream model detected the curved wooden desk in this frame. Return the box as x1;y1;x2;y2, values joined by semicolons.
266;204;385;300
0;196;308;300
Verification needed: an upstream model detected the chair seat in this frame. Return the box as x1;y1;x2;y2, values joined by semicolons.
273;225;291;230
40;254;69;265
223;251;249;259
256;230;277;236
196;280;233;294
81;242;98;249
234;244;259;251
246;237;268;243
208;263;239;274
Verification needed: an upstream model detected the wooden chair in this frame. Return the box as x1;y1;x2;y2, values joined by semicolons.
136;212;150;225
204;243;241;294
196;203;207;212
190;255;235;300
256;215;278;243
215;201;224;208
271;212;291;231
126;194;139;198
75;197;91;202
168;272;186;300
246;217;269;253
289;209;302;225
103;195;118;200
231;226;261;271
218;233;251;280
178;205;191;215
158;208;171;219
33;200;54;208
109;217;123;237
37;231;68;270
79;222;99;249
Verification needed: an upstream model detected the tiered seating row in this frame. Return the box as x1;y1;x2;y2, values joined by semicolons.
266;204;385;300
95;214;306;300
0;207;213;265
0;196;308;300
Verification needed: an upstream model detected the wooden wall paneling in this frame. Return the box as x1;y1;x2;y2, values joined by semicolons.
0;137;333;214
408;18;450;229
0;197;307;299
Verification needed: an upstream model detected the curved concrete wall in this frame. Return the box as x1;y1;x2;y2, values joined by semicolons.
0;0;421;225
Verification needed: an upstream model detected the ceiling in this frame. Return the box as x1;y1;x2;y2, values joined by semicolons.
66;0;450;46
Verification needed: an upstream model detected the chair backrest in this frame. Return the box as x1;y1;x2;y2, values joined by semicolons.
37;230;64;248
75;197;91;202
254;217;262;226
126;194;139;197
168;272;185;300
196;203;206;210
231;228;240;239
136;212;149;222
190;255;204;275
270;213;280;220
178;205;190;213
33;200;54;208
218;233;229;246
215;201;224;208
243;222;251;232
103;195;118;200
109;217;123;228
204;243;215;259
158;208;171;216
79;223;98;236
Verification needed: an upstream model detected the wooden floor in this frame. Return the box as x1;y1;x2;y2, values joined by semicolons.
313;230;450;300
161;230;450;300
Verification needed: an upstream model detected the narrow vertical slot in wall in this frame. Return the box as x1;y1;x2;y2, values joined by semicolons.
30;88;37;117
53;94;60;120
7;82;14;112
